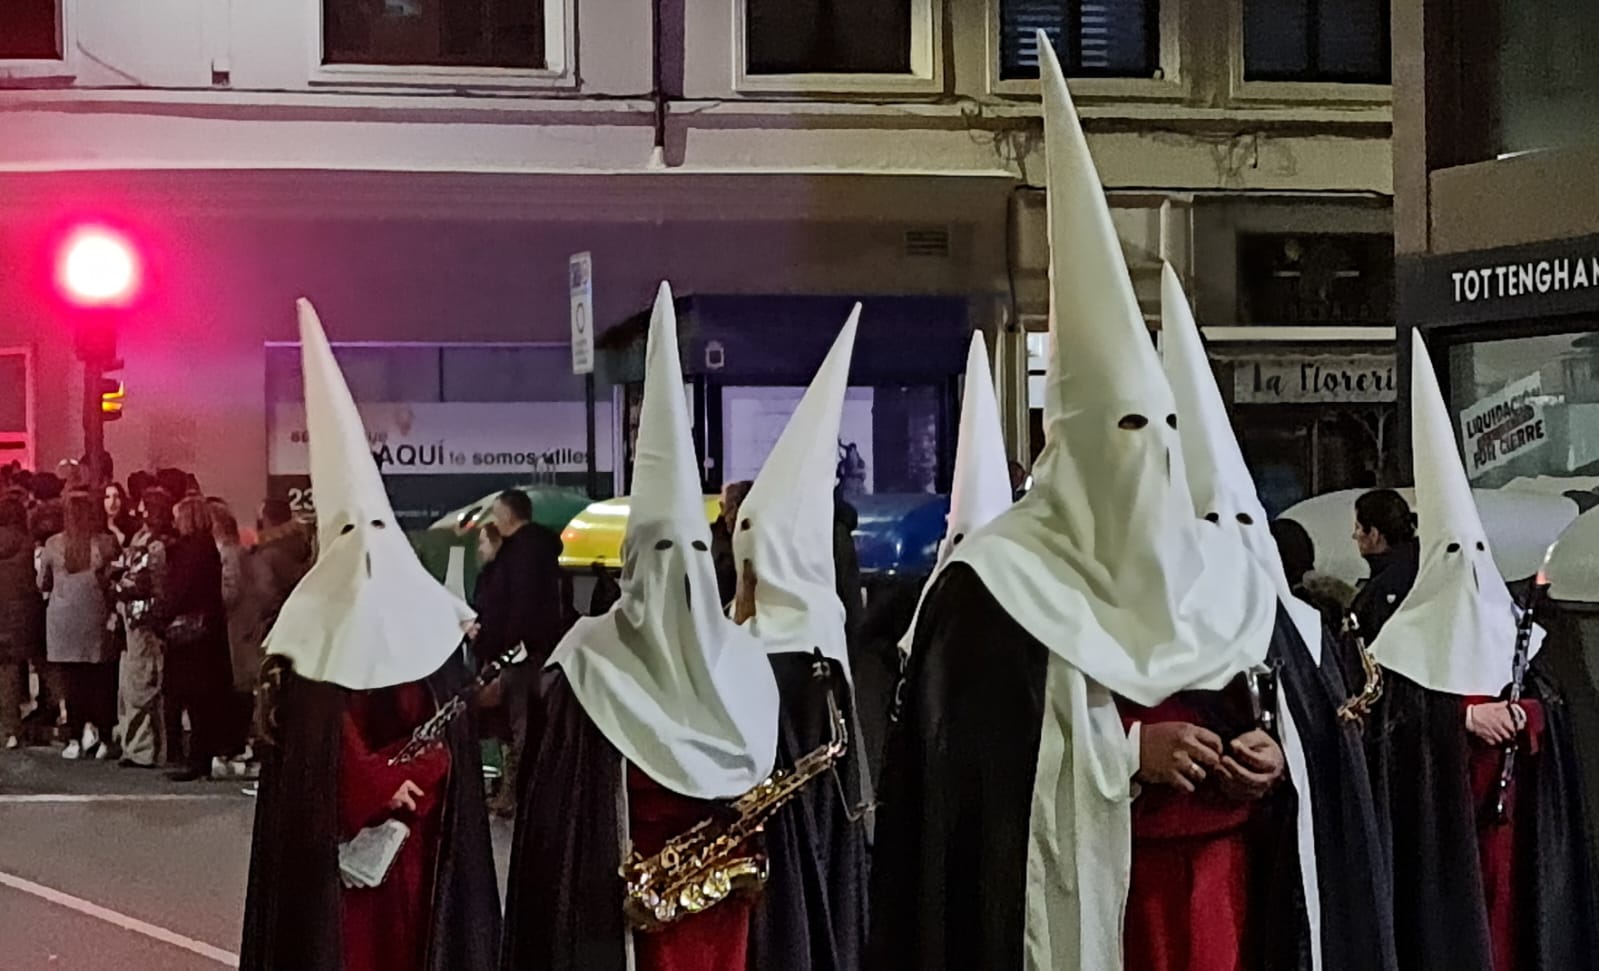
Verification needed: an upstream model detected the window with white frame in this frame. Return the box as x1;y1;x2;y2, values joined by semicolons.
0;0;60;60
998;0;1160;80
1243;0;1389;84
323;0;547;69
743;0;921;76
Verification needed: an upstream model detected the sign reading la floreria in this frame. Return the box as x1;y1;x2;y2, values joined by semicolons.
1233;354;1396;404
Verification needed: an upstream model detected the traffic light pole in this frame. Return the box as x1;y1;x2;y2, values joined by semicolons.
82;359;106;487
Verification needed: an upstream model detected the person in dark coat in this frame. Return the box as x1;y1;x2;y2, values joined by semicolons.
253;498;311;630
0;497;44;748
243;297;498;971
161;497;233;782
1350;488;1421;637
473;489;564;817
1364;338;1597;971
833;488;863;643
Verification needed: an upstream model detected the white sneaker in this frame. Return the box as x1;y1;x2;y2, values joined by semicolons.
241;784;258;798
4;735;18;750
62;740;82;760
81;724;101;758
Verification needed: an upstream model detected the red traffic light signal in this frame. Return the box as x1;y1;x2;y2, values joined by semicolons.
57;228;140;309
99;378;124;422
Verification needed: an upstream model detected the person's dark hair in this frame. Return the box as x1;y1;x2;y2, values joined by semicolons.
0;497;26;532
1355;489;1417;546
260;498;294;528
1269;518;1316;587
155;468;190;503
496;489;533;524
140;487;176;537
127;470;153;503
62;492;99;574
31;473;63;502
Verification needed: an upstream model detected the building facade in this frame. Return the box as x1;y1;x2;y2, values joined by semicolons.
1395;0;1599;492
0;0;1393;520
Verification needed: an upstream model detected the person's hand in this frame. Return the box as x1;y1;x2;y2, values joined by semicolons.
1466;702;1526;744
1137;722;1223;793
388;780;424;813
466;621;481;640
1216;729;1285;801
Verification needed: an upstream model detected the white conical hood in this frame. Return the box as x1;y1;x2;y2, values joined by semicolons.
948;39;1276;705
550;282;779;799
1371;331;1541;695
1160;264;1323;657
1546;508;1599;603
265;299;475;691
897;332;1012;655
733;306;859;671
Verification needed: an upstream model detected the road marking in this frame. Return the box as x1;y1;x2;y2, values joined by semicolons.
0;870;239;966
0;794;242;804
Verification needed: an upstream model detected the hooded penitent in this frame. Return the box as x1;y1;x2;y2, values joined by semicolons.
1370;331;1543;695
733;306;860;672
265;299;475;691
1160;263;1324;657
948;56;1277;706
1161;261;1332;970
896;331;1012;656
548;281;779;800
945;34;1278;967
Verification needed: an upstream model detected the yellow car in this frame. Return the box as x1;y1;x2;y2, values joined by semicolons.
559;496;723;572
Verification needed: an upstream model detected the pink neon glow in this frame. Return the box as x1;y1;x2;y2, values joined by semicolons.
57;228;140;306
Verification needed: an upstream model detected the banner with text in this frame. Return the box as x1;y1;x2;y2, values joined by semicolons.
1233;354;1396;405
269;401;614;478
1460;373;1547;479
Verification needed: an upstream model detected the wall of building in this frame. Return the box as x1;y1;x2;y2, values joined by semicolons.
0;0;1398;509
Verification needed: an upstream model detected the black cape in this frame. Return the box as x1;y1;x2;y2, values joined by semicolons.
240;656;501;971
748;652;871;971
500;666;865;971
1366;662;1598;971
1279;611;1398;970
870;563;1344;970
499;669;628;970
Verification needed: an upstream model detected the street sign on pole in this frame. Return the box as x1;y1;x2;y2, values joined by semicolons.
569;252;594;376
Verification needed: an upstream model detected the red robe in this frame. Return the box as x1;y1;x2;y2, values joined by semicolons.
338;683;451;971
1120;697;1260;971
1464;697;1546;971
626;765;753;971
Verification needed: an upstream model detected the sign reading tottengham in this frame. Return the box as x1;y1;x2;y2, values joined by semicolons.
1399;232;1599;328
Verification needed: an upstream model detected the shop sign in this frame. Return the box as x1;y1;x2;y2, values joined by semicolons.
1460;373;1548;478
1232;355;1396;404
268;401;614;478
1399;232;1599;328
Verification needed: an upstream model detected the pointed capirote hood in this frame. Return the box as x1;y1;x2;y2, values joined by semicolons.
1546;508;1599;604
947;39;1276;705
1160;264;1323;656
733;306;860;671
897;332;1012;655
264;299;475;691
549;282;779;799
1370;331;1542;695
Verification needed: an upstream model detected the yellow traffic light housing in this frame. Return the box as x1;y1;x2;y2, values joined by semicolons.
99;379;124;422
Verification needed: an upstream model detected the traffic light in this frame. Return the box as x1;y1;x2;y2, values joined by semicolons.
99;378;125;423
57;228;140;309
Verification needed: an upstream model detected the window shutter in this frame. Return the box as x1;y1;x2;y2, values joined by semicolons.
999;0;1157;81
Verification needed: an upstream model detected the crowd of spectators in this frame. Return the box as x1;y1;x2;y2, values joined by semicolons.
0;459;311;781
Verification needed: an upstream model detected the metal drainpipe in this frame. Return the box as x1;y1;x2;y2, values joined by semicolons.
650;0;668;165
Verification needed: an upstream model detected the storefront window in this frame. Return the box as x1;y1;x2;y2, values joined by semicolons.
1448;327;1599;487
264;342;611;529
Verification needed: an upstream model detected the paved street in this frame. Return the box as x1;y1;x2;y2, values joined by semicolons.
0;747;515;970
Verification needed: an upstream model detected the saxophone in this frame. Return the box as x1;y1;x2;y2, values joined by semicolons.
621;690;850;932
1337;610;1384;725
